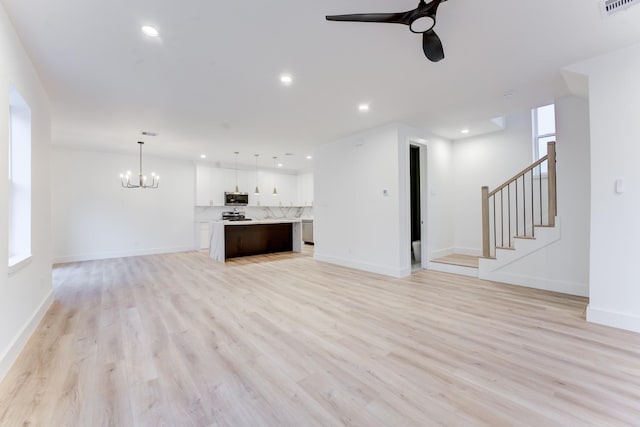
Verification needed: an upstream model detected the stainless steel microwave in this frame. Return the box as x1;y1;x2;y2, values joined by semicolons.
224;192;249;206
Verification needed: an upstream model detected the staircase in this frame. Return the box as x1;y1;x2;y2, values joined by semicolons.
429;141;558;281
478;141;559;285
481;141;557;259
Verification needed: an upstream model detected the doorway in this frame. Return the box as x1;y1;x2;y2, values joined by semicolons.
410;145;423;270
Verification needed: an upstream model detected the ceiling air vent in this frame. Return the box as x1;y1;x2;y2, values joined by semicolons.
601;0;640;16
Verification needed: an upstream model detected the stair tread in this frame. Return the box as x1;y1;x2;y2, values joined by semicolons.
496;246;515;250
430;254;479;269
513;235;536;240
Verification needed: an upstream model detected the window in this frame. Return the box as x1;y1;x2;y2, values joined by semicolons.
532;103;556;175
8;86;32;269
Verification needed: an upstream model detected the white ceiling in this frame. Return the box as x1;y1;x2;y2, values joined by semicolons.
3;0;640;170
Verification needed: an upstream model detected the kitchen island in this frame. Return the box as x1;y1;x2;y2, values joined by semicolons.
209;219;302;261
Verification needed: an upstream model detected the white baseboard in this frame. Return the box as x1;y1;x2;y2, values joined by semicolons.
453;247;482;257
52;245;195;264
314;253;411;278
0;290;54;382
430;247;481;259
478;270;588;297
587;306;640;333
430;247;454;259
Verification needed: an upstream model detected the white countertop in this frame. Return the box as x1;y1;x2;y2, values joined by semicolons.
217;218;302;226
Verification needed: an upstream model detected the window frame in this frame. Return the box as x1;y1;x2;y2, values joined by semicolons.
8;85;32;273
531;104;556;177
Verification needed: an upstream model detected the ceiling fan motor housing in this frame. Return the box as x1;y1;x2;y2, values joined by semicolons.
326;0;447;62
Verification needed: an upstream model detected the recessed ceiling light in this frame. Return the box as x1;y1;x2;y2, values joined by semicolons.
141;26;159;37
280;74;293;86
461;129;470;134
200;154;207;159
306;155;312;160
277;163;283;168
358;103;370;112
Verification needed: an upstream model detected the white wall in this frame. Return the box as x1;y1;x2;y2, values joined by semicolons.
454;98;591;296
0;5;53;381
567;42;640;332
484;96;591;296
452;112;533;254
52;147;195;263
398;125;454;262
314;125;404;276
314;123;454;278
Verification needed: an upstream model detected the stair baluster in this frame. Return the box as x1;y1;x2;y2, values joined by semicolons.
481;141;557;258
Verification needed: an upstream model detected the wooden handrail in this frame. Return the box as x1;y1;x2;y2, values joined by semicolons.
481;141;556;258
488;155;549;197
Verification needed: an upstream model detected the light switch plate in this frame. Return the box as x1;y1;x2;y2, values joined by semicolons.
615;177;625;194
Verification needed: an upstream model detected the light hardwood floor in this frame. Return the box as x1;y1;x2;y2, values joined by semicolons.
1;250;640;426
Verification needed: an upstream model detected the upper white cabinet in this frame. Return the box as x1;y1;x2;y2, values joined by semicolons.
196;165;312;207
195;165;211;206
209;168;225;206
222;168;250;194
297;172;314;207
273;173;298;206
195;166;226;206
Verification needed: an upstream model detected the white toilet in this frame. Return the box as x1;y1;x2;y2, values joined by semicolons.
412;241;421;262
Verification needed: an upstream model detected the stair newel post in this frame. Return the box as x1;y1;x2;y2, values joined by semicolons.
547;141;557;227
482;186;490;258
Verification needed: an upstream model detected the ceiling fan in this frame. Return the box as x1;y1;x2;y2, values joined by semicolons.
326;0;448;62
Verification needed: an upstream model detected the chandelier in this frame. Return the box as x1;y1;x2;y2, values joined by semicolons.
120;141;159;189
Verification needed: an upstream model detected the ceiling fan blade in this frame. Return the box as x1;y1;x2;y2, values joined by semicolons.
422;29;444;62
326;12;409;25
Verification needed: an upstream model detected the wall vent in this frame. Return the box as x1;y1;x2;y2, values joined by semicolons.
601;0;640;16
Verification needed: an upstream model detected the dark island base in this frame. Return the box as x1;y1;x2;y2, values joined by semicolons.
225;223;293;259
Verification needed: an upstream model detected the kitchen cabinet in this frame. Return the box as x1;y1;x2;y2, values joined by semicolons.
297;172;314;207
196;165;225;206
273;173;297;207
195;165;314;207
196;165;224;206
246;170;261;206
209;168;225;206
195;166;211;206
261;170;276;204
199;222;211;249
302;219;314;244
222;168;250;194
259;170;292;206
197;165;252;206
210;219;302;261
250;170;273;206
225;223;293;259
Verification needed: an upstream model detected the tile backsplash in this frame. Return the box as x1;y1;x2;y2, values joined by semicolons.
195;206;313;222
